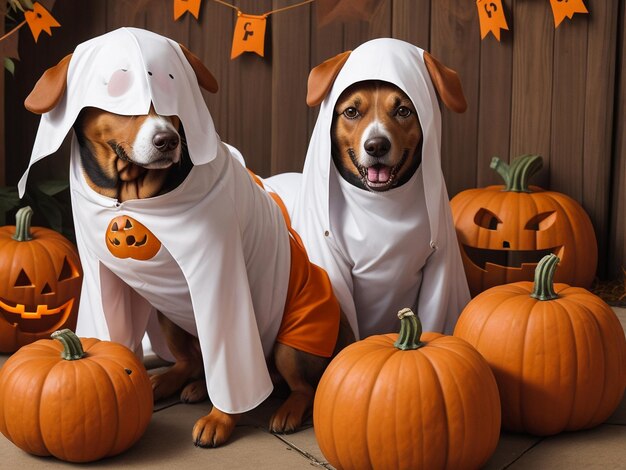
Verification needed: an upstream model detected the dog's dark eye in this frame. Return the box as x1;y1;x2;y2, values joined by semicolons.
396;106;412;118
343;107;360;119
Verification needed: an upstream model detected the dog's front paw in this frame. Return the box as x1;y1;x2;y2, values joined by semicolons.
181;379;208;403
269;390;313;434
192;407;240;448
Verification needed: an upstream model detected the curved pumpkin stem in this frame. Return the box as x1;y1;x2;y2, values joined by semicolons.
12;206;34;242
51;329;86;360
530;254;560;301
393;308;424;350
490;154;543;193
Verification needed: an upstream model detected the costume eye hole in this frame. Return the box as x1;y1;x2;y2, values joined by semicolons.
58;257;79;281
396;106;412;118
525;212;556;231
15;269;33;288
343;107;360;119
474;209;502;230
169;73;174;79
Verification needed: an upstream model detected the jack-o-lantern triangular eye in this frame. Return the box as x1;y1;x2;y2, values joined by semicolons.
111;222;119;232
474;208;502;231
124;219;133;229
15;269;33;287
525;212;556;231
58;257;78;281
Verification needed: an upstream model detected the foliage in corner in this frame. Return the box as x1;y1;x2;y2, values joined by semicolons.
0;179;75;242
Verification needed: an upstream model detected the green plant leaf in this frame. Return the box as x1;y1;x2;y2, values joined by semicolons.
33;192;63;233
37;179;70;196
3;58;15;76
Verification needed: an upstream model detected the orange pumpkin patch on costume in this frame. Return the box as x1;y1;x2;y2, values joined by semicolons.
0;206;82;353
450;154;597;297
105;215;161;260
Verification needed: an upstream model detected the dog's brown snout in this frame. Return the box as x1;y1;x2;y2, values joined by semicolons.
364;136;391;158
153;132;180;152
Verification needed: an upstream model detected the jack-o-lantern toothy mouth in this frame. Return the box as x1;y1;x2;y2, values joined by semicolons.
0;298;74;334
463;246;562;270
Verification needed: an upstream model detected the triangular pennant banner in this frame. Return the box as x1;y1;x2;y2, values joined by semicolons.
476;0;509;41
230;12;267;59
24;2;60;42
173;0;202;21
549;0;588;28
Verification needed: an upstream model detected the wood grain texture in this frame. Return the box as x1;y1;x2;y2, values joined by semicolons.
476;0;513;187
392;0;430;49
430;0;481;197
609;1;626;278
510;0;553;190
0;19;4;187
270;1;311;174
582;0;619;276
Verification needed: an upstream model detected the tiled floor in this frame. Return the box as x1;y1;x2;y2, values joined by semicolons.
1;307;625;469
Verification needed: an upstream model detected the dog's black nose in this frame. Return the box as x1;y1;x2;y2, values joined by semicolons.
364;136;391;157
153;132;180;152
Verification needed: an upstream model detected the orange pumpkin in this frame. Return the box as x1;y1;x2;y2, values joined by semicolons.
313;309;501;470
0;206;82;353
0;329;153;462
105;214;161;260
450;154;597;297
454;254;626;436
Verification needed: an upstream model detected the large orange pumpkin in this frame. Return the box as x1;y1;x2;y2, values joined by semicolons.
313;309;501;470
0;329;153;462
0;206;82;353
454;254;626;436
450;154;597;297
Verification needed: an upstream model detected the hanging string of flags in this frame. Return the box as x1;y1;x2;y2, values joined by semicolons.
477;0;589;42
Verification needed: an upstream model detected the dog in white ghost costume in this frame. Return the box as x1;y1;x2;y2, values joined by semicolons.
19;28;343;445
266;38;471;339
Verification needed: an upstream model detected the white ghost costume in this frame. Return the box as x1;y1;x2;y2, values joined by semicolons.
19;28;295;414
266;38;470;339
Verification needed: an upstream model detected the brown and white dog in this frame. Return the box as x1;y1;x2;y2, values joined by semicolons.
331;81;423;192
23;29;351;448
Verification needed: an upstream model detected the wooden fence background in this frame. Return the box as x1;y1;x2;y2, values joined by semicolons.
4;0;626;279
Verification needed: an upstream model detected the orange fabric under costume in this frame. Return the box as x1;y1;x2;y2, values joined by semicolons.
249;171;340;358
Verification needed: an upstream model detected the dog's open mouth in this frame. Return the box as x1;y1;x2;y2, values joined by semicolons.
0;298;74;333
349;149;409;191
463;245;562;270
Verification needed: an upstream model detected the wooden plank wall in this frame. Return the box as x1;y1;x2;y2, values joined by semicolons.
4;0;625;278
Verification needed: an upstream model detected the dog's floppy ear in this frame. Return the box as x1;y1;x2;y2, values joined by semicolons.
306;50;351;107
179;44;219;93
25;53;72;114
423;52;467;113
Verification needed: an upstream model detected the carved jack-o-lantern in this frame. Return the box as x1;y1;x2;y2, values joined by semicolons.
0;207;83;353
450;155;597;297
105;215;161;260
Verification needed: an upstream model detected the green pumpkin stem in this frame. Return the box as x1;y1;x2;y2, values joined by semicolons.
12;206;34;242
490;154;543;193
530;254;560;301
51;329;86;360
393;308;424;350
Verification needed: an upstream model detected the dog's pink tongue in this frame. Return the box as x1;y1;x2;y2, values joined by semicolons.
367;165;391;183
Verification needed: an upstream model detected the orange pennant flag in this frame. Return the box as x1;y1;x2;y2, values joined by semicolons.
476;0;508;41
549;0;588;28
24;2;60;43
173;0;202;21
230;12;267;59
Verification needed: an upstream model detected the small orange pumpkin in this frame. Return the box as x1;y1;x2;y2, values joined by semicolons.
454;254;626;436
0;329;153;462
105;214;161;260
450;154;597;297
313;309;501;470
0;206;82;353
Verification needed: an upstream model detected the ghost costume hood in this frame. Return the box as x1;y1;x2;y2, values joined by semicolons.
267;38;470;338
20;28;293;414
